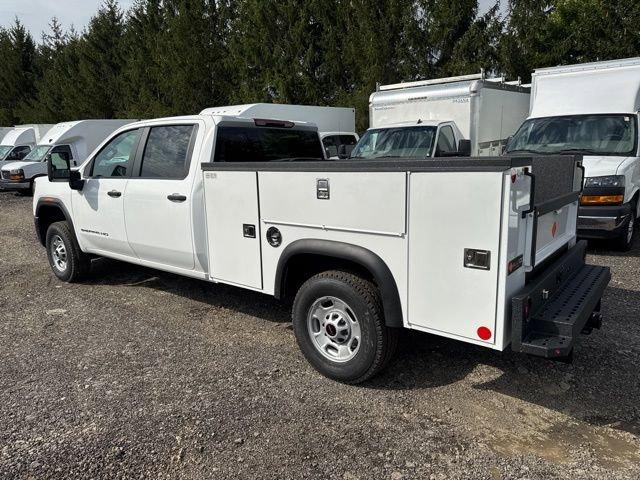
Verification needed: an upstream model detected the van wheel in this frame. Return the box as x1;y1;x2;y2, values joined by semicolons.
616;201;636;251
292;270;398;384
46;221;91;282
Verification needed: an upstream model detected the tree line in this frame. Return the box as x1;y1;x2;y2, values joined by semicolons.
1;0;639;132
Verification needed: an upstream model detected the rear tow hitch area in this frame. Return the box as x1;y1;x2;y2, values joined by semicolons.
511;241;611;361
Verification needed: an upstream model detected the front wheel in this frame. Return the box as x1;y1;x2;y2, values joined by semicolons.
46;221;91;282
292;270;398;384
616;201;637;251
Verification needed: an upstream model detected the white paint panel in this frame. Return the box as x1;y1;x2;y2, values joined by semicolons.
408;171;503;342
204;171;262;289
259;171;406;236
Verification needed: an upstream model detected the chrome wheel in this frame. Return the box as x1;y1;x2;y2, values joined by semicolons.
51;235;68;272
307;296;361;363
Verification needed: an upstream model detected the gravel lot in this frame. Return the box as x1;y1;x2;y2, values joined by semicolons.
0;192;639;479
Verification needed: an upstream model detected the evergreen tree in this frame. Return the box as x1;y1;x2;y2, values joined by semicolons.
0;19;38;125
74;0;126;118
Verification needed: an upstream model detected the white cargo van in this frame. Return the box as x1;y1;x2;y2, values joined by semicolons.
200;103;358;158
33;110;609;383
349;73;530;160
0;124;53;164
1;120;134;195
506;58;640;250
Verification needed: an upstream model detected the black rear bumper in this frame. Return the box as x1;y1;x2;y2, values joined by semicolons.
511;240;610;359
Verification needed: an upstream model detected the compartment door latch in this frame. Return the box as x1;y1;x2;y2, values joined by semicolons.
464;248;491;270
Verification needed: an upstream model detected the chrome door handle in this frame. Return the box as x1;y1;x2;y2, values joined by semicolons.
107;190;121;198
167;194;187;202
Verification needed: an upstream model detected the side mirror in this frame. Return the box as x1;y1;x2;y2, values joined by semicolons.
69;170;84;191
457;139;471;157
337;144;349;159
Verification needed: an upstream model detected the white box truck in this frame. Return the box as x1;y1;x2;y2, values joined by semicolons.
505;57;640;250
348;73;530;160
200;103;359;158
0;124;54;164
1;119;134;195
33;110;609;383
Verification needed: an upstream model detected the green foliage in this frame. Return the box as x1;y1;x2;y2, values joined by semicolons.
1;0;640;129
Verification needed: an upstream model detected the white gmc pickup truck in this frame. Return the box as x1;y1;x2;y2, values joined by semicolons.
34;111;610;383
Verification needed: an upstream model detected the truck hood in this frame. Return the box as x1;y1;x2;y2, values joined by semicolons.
581;155;628;178
0;160;36;172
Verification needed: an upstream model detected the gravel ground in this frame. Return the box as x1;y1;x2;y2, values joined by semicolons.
0;192;639;479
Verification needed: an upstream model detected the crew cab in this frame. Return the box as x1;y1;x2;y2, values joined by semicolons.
34;110;610;383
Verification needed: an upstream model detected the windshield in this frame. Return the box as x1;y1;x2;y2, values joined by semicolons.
0;145;12;160
23;145;52;162
506;114;637;156
350;126;437;159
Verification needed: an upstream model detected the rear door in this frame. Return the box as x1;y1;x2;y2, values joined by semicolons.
123;123;199;270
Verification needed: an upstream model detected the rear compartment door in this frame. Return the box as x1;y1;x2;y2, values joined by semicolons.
203;170;262;289
407;171;504;343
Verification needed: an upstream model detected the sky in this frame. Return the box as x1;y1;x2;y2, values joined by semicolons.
0;0;503;39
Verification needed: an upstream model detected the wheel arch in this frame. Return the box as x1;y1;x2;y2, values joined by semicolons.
35;198;75;247
274;239;404;328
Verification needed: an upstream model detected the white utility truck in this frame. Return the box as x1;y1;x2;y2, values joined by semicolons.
1;120;134;195
200;103;359;159
0;124;53;164
34;111;609;383
348;73;530;160
506;58;640;250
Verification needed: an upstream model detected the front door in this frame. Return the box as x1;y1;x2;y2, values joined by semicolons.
123;124;198;270
73;128;141;257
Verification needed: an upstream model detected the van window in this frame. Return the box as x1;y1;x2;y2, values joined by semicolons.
139;125;196;179
5;145;31;161
91;129;140;178
322;134;358;157
214;126;324;162
49;145;73;164
436;126;456;155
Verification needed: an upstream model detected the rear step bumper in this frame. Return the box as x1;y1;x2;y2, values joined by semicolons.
511;240;611;359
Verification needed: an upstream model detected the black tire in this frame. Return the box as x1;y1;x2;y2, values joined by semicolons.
615;200;637;251
45;221;91;282
292;270;398;384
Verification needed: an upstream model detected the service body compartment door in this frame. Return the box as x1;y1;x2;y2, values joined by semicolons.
204;171;262;289
407;171;504;343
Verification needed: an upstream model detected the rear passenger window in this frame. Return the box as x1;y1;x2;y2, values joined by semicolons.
140;125;196;179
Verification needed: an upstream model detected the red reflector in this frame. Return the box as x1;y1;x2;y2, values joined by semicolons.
511;173;517;183
477;327;492;341
551;222;557;238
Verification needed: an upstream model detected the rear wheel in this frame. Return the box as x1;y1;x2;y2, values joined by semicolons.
46;221;91;282
292;270;398;384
